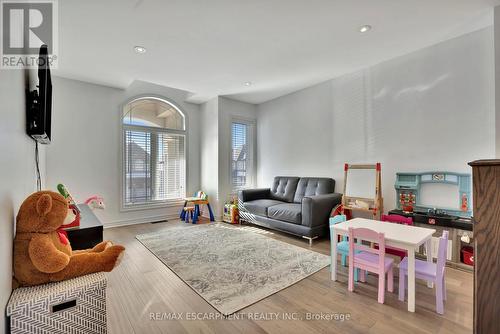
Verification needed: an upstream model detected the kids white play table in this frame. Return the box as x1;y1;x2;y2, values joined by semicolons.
331;217;436;312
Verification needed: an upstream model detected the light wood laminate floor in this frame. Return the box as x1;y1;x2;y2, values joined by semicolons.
104;221;473;334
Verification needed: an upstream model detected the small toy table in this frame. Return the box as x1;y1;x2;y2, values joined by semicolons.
331;218;435;313
65;204;103;250
180;197;215;223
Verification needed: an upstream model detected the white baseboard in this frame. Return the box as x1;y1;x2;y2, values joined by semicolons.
200;212;222;221
104;211;223;228
104;213;180;229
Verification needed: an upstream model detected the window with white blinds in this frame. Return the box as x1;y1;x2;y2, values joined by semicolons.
231;120;254;190
122;98;186;208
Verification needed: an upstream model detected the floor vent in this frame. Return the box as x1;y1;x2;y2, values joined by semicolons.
151;220;168;224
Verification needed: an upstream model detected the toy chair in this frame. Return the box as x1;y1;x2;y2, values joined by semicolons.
329;215;359;281
180;191;215;223
399;230;449;314
183;207;195;224
348;227;394;304
374;214;413;260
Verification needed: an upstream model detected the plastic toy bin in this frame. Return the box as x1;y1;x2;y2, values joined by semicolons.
461;246;474;266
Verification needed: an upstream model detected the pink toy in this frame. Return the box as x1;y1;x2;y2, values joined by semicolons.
85;196;106;210
381;214;413;225
374;214;414;260
399;230;449;314
348;227;394;304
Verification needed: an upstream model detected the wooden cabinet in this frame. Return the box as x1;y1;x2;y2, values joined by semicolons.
468;160;500;334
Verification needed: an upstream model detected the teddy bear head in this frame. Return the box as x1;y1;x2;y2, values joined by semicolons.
16;191;69;233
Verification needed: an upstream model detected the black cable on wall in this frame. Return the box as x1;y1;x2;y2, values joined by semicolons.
35;141;41;191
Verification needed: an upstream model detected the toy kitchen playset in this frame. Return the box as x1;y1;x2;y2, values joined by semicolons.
389;171;474;270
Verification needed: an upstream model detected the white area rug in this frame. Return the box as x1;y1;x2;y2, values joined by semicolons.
136;223;329;315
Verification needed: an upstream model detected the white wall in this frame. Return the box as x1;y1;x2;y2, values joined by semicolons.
200;98;220;215
218;97;257;206
495;7;500;157
0;70;45;332
199;97;257;218
257;27;495;212
46;77;201;226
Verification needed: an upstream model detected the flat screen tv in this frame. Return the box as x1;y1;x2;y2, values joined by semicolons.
26;45;52;144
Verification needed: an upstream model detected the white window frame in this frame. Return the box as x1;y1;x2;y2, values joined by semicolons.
230;117;256;192
120;96;187;211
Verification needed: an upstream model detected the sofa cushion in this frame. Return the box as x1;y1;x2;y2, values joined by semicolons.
267;203;302;225
293;177;335;203
270;176;300;203
242;199;285;217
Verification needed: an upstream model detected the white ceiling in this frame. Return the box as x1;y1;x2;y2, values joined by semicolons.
55;0;500;104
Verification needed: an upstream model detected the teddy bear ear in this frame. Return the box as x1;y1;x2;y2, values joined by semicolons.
36;194;53;216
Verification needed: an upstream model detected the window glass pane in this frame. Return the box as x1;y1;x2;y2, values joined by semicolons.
123;98;184;130
154;133;185;200
124;130;152;204
232;122;248;188
124;129;185;205
123;97;186;207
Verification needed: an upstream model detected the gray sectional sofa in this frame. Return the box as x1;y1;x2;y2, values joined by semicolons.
238;176;342;244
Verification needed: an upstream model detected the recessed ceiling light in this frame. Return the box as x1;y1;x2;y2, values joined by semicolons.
134;46;147;54
359;25;372;33
244;82;252;86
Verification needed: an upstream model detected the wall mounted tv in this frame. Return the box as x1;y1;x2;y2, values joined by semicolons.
26;45;52;144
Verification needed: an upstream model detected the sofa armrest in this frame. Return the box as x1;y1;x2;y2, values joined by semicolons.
301;193;342;228
238;188;271;203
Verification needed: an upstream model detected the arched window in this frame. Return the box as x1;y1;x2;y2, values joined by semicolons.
122;97;186;208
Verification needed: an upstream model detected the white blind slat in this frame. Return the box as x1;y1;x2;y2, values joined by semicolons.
124;128;185;205
231;122;249;189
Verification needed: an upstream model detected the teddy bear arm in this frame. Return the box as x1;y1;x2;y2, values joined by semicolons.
28;235;70;274
49;245;125;282
72;241;112;254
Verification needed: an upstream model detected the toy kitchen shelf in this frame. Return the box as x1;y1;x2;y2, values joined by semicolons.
389;209;473;271
392;171;474;271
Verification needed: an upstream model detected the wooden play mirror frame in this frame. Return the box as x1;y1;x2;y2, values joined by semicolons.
342;163;383;220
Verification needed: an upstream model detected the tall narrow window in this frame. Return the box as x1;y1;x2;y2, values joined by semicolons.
122;97;186;208
231;119;255;190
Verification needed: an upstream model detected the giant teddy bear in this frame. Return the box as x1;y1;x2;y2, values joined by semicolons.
14;191;125;287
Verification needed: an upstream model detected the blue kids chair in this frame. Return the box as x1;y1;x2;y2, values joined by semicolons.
329;214;358;281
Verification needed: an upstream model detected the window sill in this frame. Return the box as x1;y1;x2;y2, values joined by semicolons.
231;185;255;192
120;199;185;212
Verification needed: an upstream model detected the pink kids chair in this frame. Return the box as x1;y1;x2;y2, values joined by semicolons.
374;214;413;260
348;227;395;304
398;230;449;314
